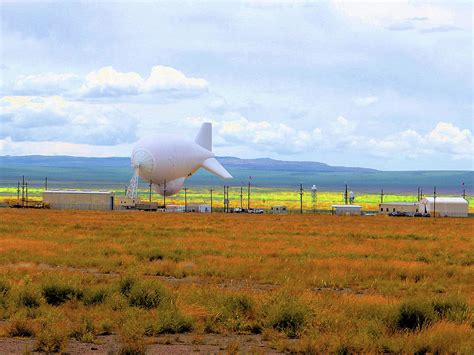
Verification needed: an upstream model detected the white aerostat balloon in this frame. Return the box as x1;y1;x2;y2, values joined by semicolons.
131;122;232;196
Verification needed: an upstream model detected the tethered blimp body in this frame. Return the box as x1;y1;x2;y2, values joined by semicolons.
130;122;232;196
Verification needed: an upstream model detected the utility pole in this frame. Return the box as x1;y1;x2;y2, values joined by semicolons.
17;182;20;202
149;181;152;211
163;180;167;210
420;188;423;200
344;182;348;205
223;185;228;213
184;187;188;212
433;186;437;218
462;182;466;200
247;177;251;210
209;188;214;213
417;186;420;201
21;176;25;208
25;182;28;207
45;177;48;191
240;181;243;209
380;189;384;204
223;185;229;213
299;183;304;214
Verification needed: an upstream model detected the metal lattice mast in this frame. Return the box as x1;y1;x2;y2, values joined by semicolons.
126;168;139;199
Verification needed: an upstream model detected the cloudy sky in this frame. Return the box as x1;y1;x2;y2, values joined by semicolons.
0;0;472;170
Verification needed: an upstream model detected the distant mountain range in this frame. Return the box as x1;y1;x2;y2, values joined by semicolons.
0;155;471;194
218;157;377;173
0;155;377;173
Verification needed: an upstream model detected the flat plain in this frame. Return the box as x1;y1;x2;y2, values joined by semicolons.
1;187;473;213
0;209;472;353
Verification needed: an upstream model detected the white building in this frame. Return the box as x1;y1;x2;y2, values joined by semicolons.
271;205;288;214
379;202;419;215
331;204;362;216
187;203;211;213
419;197;468;217
165;204;185;212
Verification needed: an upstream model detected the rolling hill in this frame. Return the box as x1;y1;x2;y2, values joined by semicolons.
0;155;471;194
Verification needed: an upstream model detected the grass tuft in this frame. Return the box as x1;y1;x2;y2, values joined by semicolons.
17;288;41;308
119;276;136;298
35;327;67;353
42;280;83;306
0;279;10;297
394;300;435;331
266;294;308;338
431;296;468;322
154;305;193;334
127;279;170;309
83;287;108;306
7;318;35;337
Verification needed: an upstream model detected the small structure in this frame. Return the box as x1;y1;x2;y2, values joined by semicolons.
419;197;468;217
379;202;419;215
118;196;141;209
331;204;362;216
166;204;185;213
43;190;115;210
187;203;211;213
271;205;288;214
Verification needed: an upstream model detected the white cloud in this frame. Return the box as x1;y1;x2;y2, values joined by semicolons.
0;96;137;145
363;122;473;160
80;67;144;97
7;65;209;99
331;1;458;33
189;114;324;154
188;114;473;161
145;66;208;92
353;96;378;107
12;72;82;95
428;122;473;158
0;136;132;157
80;65;209;98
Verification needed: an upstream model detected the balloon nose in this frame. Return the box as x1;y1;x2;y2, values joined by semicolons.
131;150;154;176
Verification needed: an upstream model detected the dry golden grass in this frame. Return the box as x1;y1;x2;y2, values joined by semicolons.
0;209;472;352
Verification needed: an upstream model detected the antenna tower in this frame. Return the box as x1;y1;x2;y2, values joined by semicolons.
126;168;139;199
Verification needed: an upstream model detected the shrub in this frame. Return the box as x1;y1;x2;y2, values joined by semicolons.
154;306;193;334
220;294;261;334
99;319;114;335
0;279;10;297
119;276;136;297
395;301;435;331
17;288;41;308
266;295;308;338
119;314;147;355
8;318;35;337
83;288;108;306
141;248;165;262
431;297;468;322
71;317;95;343
42;282;83;306
128;280;170;309
119;341;147;355
35;327;67;353
225;294;254;315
